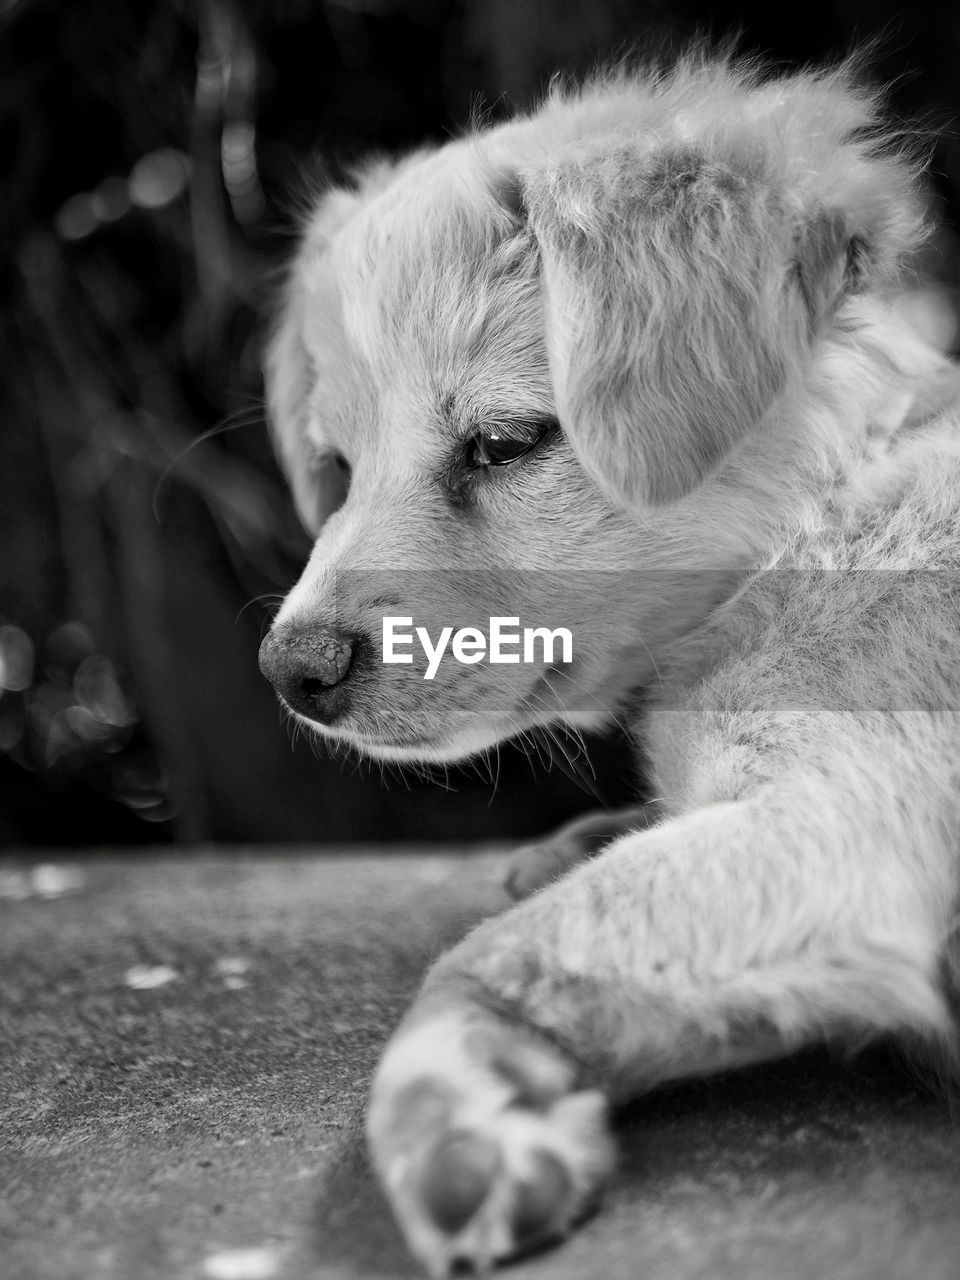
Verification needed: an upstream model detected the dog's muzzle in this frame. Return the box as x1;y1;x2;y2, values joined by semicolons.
258;626;359;724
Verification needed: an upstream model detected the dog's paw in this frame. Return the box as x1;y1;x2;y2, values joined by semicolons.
504;806;654;900
367;1007;614;1276
503;832;591;901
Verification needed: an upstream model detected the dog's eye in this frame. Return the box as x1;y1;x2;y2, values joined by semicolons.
466;421;553;470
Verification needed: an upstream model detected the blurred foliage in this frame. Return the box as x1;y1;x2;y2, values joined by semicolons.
0;0;958;846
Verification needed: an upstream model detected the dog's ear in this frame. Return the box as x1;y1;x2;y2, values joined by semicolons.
265;188;362;535
519;141;889;506
266;283;351;539
267;152;437;533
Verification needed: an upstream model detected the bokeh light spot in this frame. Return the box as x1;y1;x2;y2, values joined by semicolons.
55;193;99;242
0;625;35;693
129;148;190;210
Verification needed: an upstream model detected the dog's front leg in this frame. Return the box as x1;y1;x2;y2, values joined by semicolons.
368;775;953;1276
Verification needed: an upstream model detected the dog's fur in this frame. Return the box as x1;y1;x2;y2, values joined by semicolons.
261;54;960;1276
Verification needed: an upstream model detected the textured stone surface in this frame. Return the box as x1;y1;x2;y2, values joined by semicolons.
2;851;959;1280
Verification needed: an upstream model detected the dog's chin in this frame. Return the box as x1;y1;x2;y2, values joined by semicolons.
296;716;525;764
291;694;625;765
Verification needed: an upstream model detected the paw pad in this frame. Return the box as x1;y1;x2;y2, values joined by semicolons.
510;1148;571;1245
420;1130;501;1234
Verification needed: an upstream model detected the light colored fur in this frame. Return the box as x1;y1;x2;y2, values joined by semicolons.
264;53;960;1277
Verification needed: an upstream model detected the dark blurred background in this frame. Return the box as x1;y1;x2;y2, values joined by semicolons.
1;0;958;848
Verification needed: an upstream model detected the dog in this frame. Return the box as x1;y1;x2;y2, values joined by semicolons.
258;52;960;1277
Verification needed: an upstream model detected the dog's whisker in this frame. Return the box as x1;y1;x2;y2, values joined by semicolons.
237;592;286;625
151;400;269;514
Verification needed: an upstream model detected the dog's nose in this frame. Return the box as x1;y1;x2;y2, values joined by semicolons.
258;626;359;724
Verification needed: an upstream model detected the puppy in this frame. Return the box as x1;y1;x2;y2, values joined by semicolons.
259;53;960;1277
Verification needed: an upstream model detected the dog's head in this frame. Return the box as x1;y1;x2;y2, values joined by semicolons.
259;58;923;762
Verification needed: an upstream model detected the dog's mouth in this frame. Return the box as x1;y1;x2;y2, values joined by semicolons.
282;662;622;764
279;697;431;751
285;702;519;762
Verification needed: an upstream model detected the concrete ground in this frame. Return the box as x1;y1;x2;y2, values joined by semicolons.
2;851;959;1280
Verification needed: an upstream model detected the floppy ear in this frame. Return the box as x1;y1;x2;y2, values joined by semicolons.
265;186;363;535
522;144;872;506
266;151;438;534
266;271;353;539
